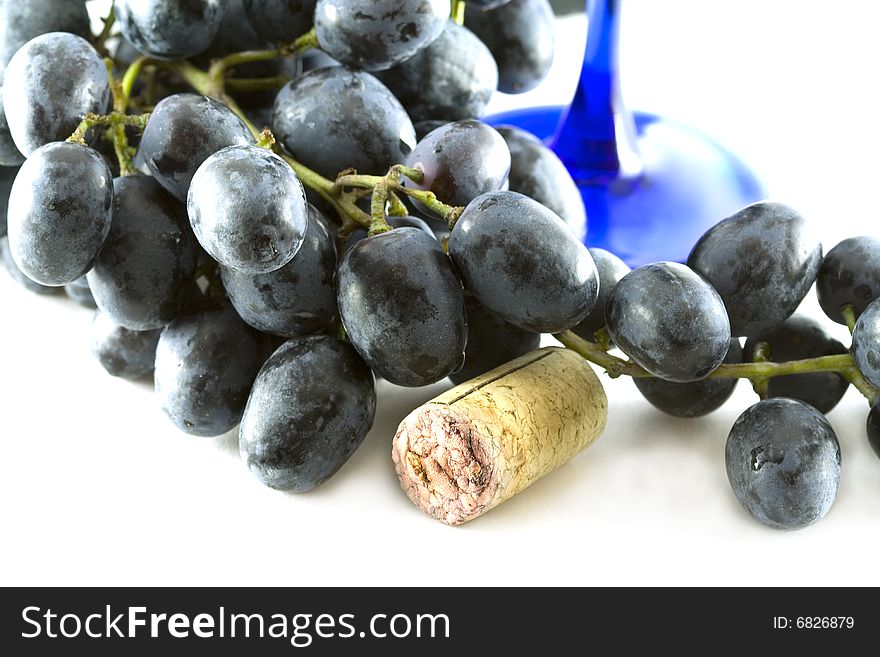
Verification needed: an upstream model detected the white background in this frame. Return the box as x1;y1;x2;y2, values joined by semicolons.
2;0;879;586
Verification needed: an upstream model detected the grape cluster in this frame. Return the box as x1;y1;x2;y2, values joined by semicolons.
0;1;876;530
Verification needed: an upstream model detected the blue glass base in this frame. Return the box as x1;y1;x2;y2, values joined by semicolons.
487;106;766;266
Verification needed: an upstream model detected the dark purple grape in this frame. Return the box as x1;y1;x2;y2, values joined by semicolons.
406;120;510;210
816;236;880;325
0;0;91;83
726;398;840;529
2;33;110;156
0;89;24;166
497;125;586;241
0;164;17;236
0;236;57;294
138;94;254;202
221;206;338;337
87;176;199;331
851;298;880;389
273;67;416;179
337;227;467;386
240;335;376;492
115;0;226;60
6;142;113;286
243;0;317;44
687;201;823;338
343;214;434;253
633;340;743;417
315;0;450;71
188;145;308;274
606;262;731;383
866;402;880;460
449;191;598;333
376;21;498;122
64;276;96;309
744;315;848;414
571;248;630;342
154;305;268;437
91;311;162;380
414;120;449;141
465;0;555;94
449;293;540;385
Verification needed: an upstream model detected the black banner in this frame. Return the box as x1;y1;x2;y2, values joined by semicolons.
0;587;868;653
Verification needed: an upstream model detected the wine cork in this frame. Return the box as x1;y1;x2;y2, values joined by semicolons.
392;347;607;526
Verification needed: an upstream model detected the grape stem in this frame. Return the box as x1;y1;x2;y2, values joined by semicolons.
451;1;467;25
206;28;318;97
555;329;880;405
842;304;857;333
93;6;116;58
335;167;465;228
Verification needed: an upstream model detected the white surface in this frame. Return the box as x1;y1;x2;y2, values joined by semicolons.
3;0;880;587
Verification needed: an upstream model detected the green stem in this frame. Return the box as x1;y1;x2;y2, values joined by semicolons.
335;166;465;227
207;28;318;96
369;179;392;235
121;56;154;102
842;304;857;333
226;76;289;93
66;111;151;146
93;7;116;57
451;1;467;25
750;341;772;399
555;329;880;405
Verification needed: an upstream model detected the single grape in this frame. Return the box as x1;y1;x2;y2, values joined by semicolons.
138;94;254;201
414;120;448;141
2;33;110;156
188;145;308;274
816;236;880;325
64;276;96;309
497;125;586;241
273;67;416;179
0;236;56;295
343;214;435;253
315;0;450;71
243;0;317;45
0;0;91;83
154;305;269;437
337;227;467;387
6;142;113;286
633;339;743;417
866;402;880;460
606;262;731;382
0;89;24;166
405;120;510;212
87;176;199;331
571;248;631;342
115;0;226;60
449;191;598;333
725;398;840;530
240;335;376;492
851;297;880;389
465;0;555;94
687;201;822;337
375;21;498;123
91;311;162;380
449;293;541;385
744;315;848;414
0;163;17;236
221;206;338;337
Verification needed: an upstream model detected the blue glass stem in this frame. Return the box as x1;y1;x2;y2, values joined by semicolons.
553;0;642;184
